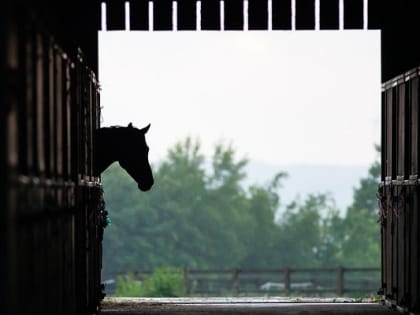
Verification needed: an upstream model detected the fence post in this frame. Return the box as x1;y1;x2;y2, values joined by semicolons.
284;267;291;295
232;269;239;296
183;267;189;295
337;266;345;296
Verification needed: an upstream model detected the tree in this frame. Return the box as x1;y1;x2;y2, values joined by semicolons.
275;194;341;267
101;138;382;276
341;145;381;267
102;138;285;272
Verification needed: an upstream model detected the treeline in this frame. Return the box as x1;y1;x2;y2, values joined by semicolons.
102;138;380;275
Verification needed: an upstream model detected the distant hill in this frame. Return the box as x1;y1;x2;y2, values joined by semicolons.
244;161;370;214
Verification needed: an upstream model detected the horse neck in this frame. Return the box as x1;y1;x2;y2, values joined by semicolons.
94;127;125;175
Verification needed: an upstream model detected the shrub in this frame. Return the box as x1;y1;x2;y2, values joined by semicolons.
113;267;185;297
114;273;142;297
140;267;185;297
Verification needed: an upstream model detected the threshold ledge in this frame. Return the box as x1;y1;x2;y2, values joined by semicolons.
101;297;398;314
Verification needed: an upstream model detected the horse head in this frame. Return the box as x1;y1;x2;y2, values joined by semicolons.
118;123;154;191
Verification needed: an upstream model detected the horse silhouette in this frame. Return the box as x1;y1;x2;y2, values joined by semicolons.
94;123;154;191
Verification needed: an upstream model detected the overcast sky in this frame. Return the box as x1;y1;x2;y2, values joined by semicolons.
98;30;381;168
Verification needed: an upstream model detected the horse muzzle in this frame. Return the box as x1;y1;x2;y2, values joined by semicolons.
138;180;154;192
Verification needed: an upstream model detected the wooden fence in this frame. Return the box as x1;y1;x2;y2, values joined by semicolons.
105;267;380;297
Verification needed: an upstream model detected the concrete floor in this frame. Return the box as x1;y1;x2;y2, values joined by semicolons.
101;297;400;315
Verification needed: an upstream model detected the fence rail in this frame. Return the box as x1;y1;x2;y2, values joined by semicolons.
104;267;380;297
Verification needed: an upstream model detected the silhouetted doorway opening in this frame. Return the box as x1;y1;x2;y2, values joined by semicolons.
99;1;381;299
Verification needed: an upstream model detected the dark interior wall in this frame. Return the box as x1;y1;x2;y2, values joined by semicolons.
1;2;18;314
381;1;420;82
0;5;7;315
29;0;100;72
1;2;102;315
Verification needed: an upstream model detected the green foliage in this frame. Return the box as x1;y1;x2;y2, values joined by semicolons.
114;268;185;297
102;138;381;279
341;145;381;267
114;273;142;297
138;267;185;297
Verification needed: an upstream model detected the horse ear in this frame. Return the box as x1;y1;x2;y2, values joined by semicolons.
128;122;133;128
140;124;151;134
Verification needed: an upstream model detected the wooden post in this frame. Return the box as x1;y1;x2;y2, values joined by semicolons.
284;267;291;295
337;266;345;296
232;269;239;296
183;267;189;295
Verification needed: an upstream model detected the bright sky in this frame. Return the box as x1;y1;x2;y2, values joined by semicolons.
98;30;381;167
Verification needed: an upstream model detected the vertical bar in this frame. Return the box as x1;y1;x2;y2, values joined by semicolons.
149;1;154;31
65;61;72;180
130;0;149;31
405;79;411;180
197;1;202;30
385;186;392;296
125;2;130;30
291;0;296;30
296;0;315;30
48;41;56;177
380;189;386;295
178;0;197;30
392;187;398;302
363;0;367;30
315;0;319;30
221;0;225;31
25;29;34;174
232;269;239;296
35;32;45;174
344;0;363;29
397;187;405;305
385;89;393;179
284;267;291;295
55;51;63;177
173;1;178;31
272;0;291;30
337;266;344;296
397;83;406;179
268;0;272;30
224;0;243;30
404;187;411;310
101;2;107;31
183;268;189;294
381;90;386;181
411;187;420;311
244;0;248;31
411;77;419;177
201;0;221;30
106;0;125;30
339;0;343;30
320;0;339;30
